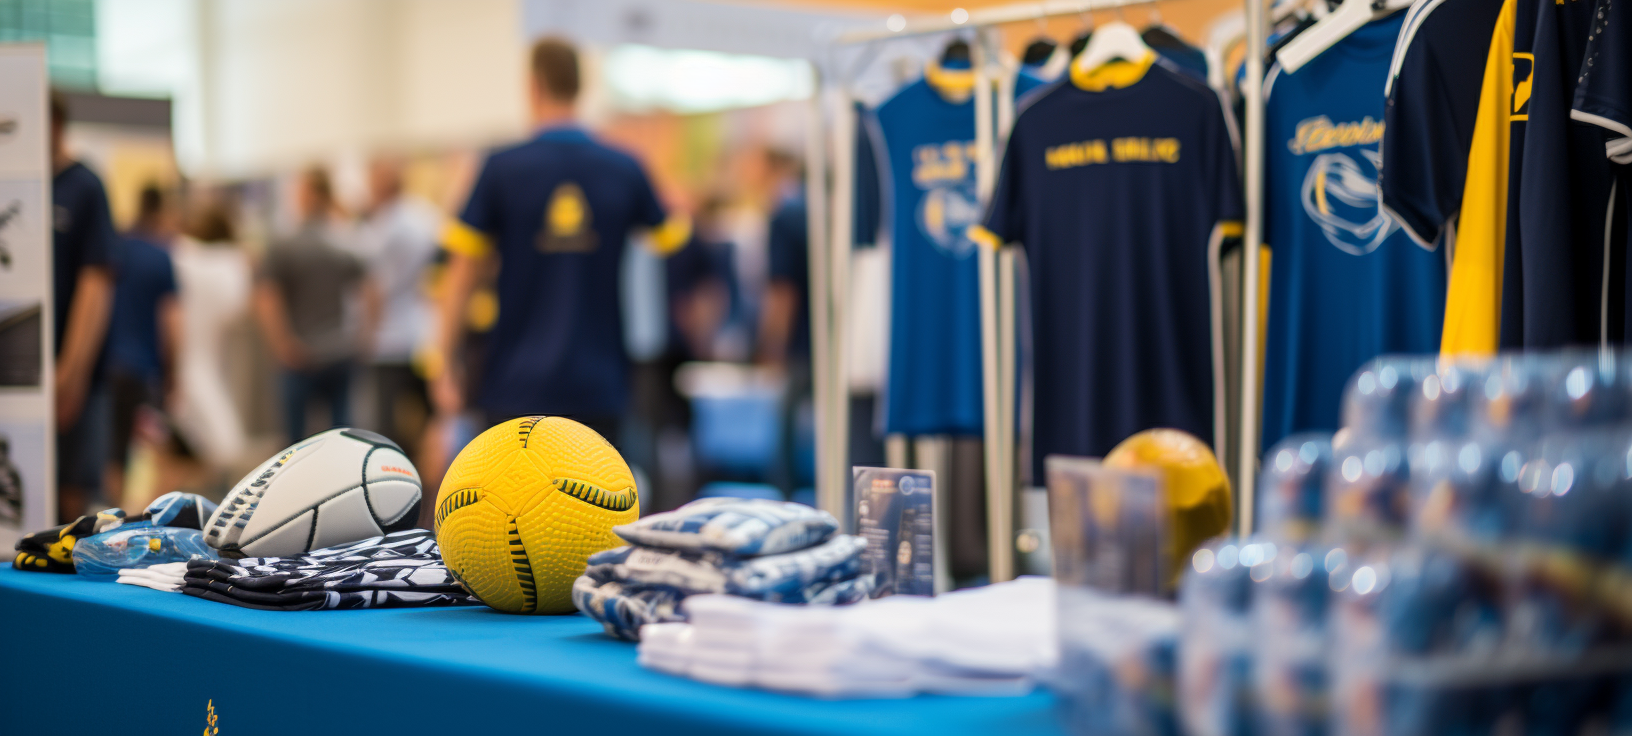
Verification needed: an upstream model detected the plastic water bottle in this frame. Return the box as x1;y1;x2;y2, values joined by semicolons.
73;522;217;579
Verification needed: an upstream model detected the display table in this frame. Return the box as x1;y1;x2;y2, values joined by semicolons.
0;568;1065;735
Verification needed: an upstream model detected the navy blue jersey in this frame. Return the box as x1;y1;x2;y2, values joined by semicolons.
107;234;177;384
447;126;670;420
1505;0;1616;347
979;55;1243;473
52;162;117;384
1379;0;1505;247
1574;0;1632;340
1260;14;1447;448
869;79;988;436
1573;0;1632;160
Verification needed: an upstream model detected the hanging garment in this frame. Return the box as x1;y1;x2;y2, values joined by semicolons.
1378;0;1507;251
1572;0;1632;341
1259;14;1447;449
1432;0;1522;356
1504;0;1624;348
861;62;1048;437
975;52;1243;475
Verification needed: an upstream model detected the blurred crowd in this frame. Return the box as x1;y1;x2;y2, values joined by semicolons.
48;37;822;527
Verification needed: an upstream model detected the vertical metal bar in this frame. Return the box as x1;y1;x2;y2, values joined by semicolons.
827;88;855;530
803;69;835;522
973;29;1013;583
1238;0;1267;538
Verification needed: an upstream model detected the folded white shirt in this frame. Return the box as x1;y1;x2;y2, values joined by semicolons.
637;577;1061;698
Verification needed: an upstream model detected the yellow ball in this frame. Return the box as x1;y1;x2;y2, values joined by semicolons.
1104;429;1233;587
434;417;638;614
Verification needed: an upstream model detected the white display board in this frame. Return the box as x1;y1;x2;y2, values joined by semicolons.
0;44;55;552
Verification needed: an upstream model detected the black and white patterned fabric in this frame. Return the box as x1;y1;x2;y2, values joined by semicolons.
180;529;478;611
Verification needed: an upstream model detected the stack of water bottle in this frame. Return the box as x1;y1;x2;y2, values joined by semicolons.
1174;351;1632;736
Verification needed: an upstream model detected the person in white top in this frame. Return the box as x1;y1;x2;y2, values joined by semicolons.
170;200;251;470
354;157;440;459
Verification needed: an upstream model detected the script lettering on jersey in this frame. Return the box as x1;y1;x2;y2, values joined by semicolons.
1287;116;1385;155
913;141;979;187
1044;137;1180;170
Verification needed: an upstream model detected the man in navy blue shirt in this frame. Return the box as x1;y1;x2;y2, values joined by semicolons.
433;38;688;443
49;93;119;521
105;184;180;501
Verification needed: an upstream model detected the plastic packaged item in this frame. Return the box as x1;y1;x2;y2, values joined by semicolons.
72;523;217;579
1329;543;1507;736
1503;431;1630;653
1410;437;1518;544
1054;585;1182;736
1046;456;1170;597
612;497;838;557
1257;434;1331;543
1541;351;1632;431
1468;354;1558;446
1178;540;1258;736
1408;360;1484;443
1326;432;1411;537
854;467;936;597
1341;357;1433;441
1251;542;1334;736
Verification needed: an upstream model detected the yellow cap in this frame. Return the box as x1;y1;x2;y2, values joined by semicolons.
1104;429;1233;587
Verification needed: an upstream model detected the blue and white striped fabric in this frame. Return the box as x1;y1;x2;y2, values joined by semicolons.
612;498;838;556
585;535;868;604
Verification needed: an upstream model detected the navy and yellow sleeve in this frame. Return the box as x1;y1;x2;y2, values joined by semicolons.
629;164;690;256
445;159;498;258
1379;0;1504;249
1572;0;1632;162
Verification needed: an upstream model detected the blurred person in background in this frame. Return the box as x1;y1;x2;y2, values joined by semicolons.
757;149;811;496
171;196;251;474
757;149;809;370
432;37;690;444
104;184;182;505
668;195;739;364
355;156;439;459
50;92;119;522
254;167;380;445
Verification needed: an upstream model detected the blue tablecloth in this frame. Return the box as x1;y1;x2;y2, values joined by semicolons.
0;568;1066;736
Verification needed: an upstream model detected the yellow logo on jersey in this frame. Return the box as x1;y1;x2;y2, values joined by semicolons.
1287;116;1385;155
538;182;597;253
913;141;978;187
1512;52;1534;120
1045;137;1180;170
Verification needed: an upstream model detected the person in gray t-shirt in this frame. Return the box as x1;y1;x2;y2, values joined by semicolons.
254;167;379;444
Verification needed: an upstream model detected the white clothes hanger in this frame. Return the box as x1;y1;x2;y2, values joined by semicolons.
1275;0;1413;73
1074;0;1153;74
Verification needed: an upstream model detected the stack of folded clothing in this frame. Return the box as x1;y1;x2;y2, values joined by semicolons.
118;529;479;611
573;498;874;640
637;576;1059;697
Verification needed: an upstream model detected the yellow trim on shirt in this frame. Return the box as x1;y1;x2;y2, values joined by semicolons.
442;219;494;258
647;214;692;256
1219;221;1244;238
924;60;976;100
967;225;1003;251
1440;0;1515;357
1070;50;1157;93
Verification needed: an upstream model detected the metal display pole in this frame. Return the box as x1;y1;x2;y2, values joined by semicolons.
1238;0;1267;537
970;32;1015;583
825;92;855;529
803;68;838;526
